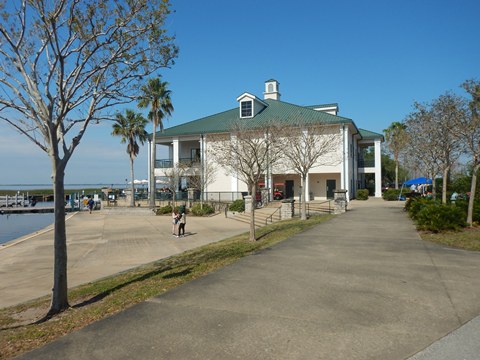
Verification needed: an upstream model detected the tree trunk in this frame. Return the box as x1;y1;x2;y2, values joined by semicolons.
429;169;437;199
149;133;156;207
301;174;307;220
48;166;70;316
130;155;136;207
394;159;399;189
442;167;449;204
467;163;479;226
249;183;256;241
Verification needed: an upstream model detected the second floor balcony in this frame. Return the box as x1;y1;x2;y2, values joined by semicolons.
155;157;201;169
358;158;375;168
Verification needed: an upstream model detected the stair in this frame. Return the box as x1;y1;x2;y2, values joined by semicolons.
227;203;282;227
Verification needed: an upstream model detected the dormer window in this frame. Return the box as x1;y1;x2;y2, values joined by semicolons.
241;100;252;117
237;92;267;118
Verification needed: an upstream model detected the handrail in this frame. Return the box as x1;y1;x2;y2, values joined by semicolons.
296;200;333;216
265;205;282;225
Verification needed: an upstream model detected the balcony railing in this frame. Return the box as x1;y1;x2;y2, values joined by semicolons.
156;159;173;168
358;159;375;168
155;157;200;169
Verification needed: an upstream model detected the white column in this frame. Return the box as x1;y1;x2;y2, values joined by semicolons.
199;135;205;192
341;125;350;198
172;138;179;165
374;139;382;197
147;140;152;195
230;134;238;192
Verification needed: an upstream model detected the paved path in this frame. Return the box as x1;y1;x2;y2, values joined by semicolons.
0;210;249;309
7;199;480;359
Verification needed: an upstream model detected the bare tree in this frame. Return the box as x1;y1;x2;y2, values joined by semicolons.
164;164;185;208
180;155;216;208
451;80;480;226
209;121;283;241
405;95;465;203
404;103;442;198
280;123;342;220
430;93;466;203
0;0;177;316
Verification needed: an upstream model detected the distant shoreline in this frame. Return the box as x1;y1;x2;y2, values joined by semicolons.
0;183;127;192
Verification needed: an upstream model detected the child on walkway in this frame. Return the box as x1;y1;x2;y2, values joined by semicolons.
172;210;180;236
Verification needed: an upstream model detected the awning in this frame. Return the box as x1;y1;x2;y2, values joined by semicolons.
404;177;432;186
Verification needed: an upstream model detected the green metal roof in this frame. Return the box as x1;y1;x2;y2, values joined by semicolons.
154;99;357;138
358;128;384;141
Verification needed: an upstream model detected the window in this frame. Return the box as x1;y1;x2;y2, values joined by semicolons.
241;100;252;117
268;83;274;92
191;148;200;162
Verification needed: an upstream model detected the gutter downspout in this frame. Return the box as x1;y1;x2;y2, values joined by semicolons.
351;129;359;199
342;124;347;192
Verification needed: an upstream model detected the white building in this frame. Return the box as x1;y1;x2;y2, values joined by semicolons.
148;79;383;201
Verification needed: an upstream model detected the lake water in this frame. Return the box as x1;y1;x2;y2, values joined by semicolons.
0;212;55;245
0;183;125;245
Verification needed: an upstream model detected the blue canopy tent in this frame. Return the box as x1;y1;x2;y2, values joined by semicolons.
397;177;433;200
403;177;432;186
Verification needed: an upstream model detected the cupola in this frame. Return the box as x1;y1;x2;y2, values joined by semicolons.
264;79;281;100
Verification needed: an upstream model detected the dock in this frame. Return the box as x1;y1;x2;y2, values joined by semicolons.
0;207;55;214
0;194;33;208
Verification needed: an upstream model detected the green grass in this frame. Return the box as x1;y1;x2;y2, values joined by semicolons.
419;226;480;251
0;215;333;359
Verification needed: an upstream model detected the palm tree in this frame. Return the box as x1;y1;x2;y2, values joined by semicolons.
383;122;408;189
138;77;174;207
112;109;149;207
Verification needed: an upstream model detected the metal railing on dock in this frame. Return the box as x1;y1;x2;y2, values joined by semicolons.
0;193;34;208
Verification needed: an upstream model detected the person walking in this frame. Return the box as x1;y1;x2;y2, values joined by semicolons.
87;198;95;214
178;208;186;237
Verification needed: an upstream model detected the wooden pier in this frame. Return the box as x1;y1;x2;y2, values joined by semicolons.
0;206;55;214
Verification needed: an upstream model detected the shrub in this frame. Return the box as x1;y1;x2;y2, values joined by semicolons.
190;203;215;216
416;204;466;232
356;189;369;200
156;204;173;215
406;197;437;219
382;188;403;201
453;199;480;224
229;199;245;212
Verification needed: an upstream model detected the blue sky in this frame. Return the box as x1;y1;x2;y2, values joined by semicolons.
1;0;479;186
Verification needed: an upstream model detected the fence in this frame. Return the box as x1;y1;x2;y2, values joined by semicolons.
0;193;32;207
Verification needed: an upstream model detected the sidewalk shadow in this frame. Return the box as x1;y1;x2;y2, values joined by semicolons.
28;265;194;325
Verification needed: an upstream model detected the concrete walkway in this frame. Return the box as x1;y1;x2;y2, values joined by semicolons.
8;199;480;359
0;210;250;309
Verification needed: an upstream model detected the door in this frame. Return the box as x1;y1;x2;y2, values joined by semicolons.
285;180;294;199
326;179;336;199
